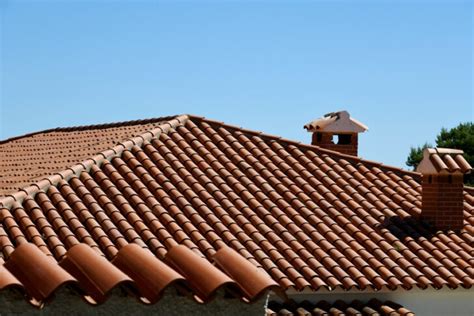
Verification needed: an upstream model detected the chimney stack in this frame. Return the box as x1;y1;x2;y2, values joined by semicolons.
304;111;368;156
416;148;472;231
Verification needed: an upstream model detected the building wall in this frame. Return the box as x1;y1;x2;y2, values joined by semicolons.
272;288;473;316
0;288;268;316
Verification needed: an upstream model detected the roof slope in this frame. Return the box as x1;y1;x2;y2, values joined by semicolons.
0;115;473;304
0;116;176;195
267;298;414;316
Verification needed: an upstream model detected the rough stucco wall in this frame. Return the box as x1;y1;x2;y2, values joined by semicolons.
0;290;27;315
0;288;268;316
275;288;474;316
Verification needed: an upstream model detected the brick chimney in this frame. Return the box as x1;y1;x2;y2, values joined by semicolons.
416;148;472;231
304;111;368;156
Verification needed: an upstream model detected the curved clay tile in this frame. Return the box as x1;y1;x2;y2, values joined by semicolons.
213;246;282;302
443;154;461;173
417;148;472;176
454;154;472;173
4;243;76;301
112;243;186;303
430;154;449;172
59;243;133;304
0;258;23;292
164;244;237;302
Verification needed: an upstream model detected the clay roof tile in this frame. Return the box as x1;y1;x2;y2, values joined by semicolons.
213;246;281;302
4;243;77;302
0;258;23;292
59;243;132;304
112;243;186;303
0;114;473;308
164;244;237;302
417;148;472;175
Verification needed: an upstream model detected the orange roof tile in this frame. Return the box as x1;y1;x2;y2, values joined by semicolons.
266;298;415;316
0;114;473;308
0;117;177;195
417;148;472;174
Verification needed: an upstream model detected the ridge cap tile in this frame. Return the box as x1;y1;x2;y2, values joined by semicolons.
0;115;182;145
0;115;189;205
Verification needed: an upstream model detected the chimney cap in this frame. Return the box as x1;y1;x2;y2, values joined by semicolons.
304;110;368;133
416;147;472;175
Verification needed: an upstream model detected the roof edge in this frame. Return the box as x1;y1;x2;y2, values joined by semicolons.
187;115;421;180
0;113;429;208
0;115;182;144
282;284;474;296
0;115;190;209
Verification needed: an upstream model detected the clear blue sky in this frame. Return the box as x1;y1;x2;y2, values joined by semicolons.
0;1;472;168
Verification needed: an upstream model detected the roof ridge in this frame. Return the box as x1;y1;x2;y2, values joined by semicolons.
187;115;421;180
1;113;421;181
0;114;181;144
0;115;190;209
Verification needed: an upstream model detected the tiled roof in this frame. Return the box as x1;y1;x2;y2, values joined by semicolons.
417;148;472;174
0;242;277;306
266;299;414;316
1;114;473;307
0;117;177;195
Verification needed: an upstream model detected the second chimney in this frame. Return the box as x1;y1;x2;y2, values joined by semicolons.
416;148;472;231
304;110;368;156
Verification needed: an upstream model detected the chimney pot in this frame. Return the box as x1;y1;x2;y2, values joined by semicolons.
304;110;368;156
416;148;472;231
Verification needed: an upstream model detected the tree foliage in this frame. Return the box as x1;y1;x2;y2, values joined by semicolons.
406;142;432;170
406;122;474;185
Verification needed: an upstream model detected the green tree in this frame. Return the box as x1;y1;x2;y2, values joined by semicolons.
406;122;474;185
406;142;432;170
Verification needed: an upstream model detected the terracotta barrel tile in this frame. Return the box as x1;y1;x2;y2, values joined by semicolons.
5;243;77;301
164;244;236;302
454;154;471;173
0;259;24;292
59;243;132;304
2;115;474;299
112;243;186;303
213;246;280;301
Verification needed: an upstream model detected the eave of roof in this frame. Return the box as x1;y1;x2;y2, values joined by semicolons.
266;298;415;316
